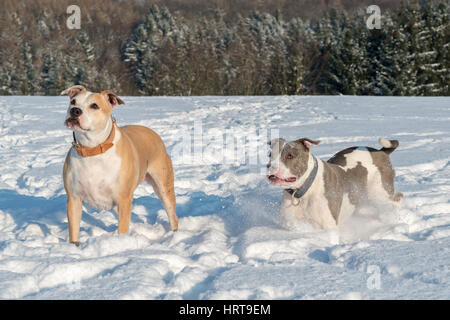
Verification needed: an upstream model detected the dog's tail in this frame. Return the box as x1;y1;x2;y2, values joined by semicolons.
378;138;399;155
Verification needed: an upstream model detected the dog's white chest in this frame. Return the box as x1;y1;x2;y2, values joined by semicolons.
279;165;338;230
69;146;122;210
281;192;337;230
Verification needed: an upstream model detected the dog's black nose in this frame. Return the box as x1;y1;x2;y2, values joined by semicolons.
70;107;82;117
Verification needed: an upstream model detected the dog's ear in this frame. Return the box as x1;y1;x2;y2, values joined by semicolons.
294;138;320;151
60;85;86;99
101;90;125;108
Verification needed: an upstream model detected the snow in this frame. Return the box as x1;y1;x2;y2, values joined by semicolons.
0;95;449;299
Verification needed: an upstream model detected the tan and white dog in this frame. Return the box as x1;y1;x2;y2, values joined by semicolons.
267;137;403;229
62;85;178;246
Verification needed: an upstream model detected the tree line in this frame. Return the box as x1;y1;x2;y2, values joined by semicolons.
0;0;448;96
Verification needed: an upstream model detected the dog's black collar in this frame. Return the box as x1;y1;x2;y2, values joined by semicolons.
286;156;319;199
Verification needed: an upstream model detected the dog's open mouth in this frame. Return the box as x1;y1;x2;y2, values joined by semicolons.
267;175;297;184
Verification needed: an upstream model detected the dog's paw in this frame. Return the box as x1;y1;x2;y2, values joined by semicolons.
70;241;80;247
393;192;404;202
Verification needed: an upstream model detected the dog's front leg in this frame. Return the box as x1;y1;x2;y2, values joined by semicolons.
67;195;82;246
116;196;133;234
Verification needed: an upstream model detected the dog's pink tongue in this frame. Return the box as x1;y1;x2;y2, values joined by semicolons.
268;175;283;183
268;175;296;183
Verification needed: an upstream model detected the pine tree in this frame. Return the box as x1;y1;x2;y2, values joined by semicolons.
0;1;448;96
310;10;347;94
37;9;50;39
40;47;65;95
243;10;288;94
21;40;36;95
382;11;410;96
411;2;438;95
75;31;99;90
415;1;449;95
285;18;313;94
9;12;36;95
122;5;184;95
433;2;450;95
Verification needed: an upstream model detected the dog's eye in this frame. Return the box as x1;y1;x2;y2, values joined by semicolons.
70;99;76;105
90;103;99;110
286;153;294;160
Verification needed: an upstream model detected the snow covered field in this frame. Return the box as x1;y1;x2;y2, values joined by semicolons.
0;95;449;299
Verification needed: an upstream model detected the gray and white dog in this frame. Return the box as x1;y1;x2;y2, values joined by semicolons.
267;137;403;229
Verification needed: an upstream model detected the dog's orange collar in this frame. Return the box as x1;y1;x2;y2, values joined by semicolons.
72;119;116;157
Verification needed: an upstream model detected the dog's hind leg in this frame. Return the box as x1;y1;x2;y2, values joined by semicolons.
377;139;403;205
146;154;178;231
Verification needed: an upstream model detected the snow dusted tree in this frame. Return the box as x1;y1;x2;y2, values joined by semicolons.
410;2;438;95
7;12;37;95
284;18;313;94
201;9;234;95
433;2;450;96
0;47;15;95
61;29;121;93
340;28;365;95
74;31;100;90
77;31;95;63
122;5;184;95
364;27;391;95
37;10;50;39
0;18;14;95
40;47;65;95
378;12;410;96
122;23;150;93
0;1;448;96
413;2;449;96
310;9;348;94
227;15;260;95
243;10;288;94
21;41;37;95
40;52;54;95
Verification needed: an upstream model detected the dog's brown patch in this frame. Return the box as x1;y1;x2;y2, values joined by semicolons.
322;164;345;222
370;150;396;199
323;160;368;223
327;147;357;167
344;162;369;205
282;140;310;177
